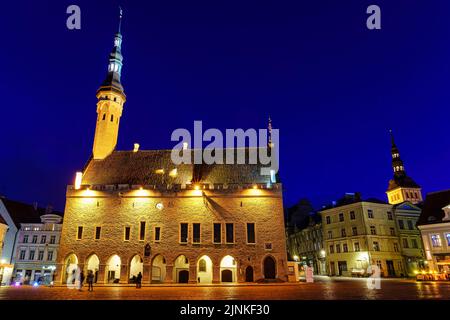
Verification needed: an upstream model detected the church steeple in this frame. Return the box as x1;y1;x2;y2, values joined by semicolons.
386;130;422;205
92;8;126;160
390;129;405;178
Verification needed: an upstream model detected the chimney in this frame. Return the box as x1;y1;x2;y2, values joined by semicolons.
133;143;140;152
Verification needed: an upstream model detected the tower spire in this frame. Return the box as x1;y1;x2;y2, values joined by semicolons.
389;129;405;178
118;6;123;34
268;116;273;148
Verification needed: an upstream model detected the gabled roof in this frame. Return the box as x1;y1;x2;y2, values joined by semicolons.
0;198;63;228
387;175;420;191
417;190;450;226
82;148;273;186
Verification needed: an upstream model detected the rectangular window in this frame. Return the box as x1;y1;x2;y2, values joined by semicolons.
77;226;83;240
402;238;409;248
446;233;450;246
343;243;348;252
193;223;201;243
50;235;56;244
336;244;341;253
40;235;46;244
394;243;399;252
95;226;101;240
326;216;331;224
226;223;234;243
350;211;356;220
32;235;38;243
154;227;161;241
247;223;256;244
327;231;333;239
47;251;54;261
431;234;442;247
19;250;26;260
398;220;405;230
329;245;334;254
411;239;418;249
354;242;360;252
38;251;44;261
387;211;393;220
341;228;346;237
139;221;146;241
407;220;414;230
370;226;376;235
23;235;29;243
368;210;374;219
390;227;395;236
29;250;35;260
339;213;344;222
213;223;221;243
180;223;188;243
124;226;131;241
373;241;380;251
352;227;357;236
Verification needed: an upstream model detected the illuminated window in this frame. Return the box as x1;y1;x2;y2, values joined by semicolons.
40;235;46;244
446;233;450;246
354;242;360;252
47;251;54;261
23;235;29;243
431;234;442;247
32;235;38;243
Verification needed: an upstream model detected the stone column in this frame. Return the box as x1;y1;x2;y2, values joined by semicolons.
165;265;173;283
143;264;151;284
213;265;221;283
97;264;106;284
189;265;197;284
120;264;128;284
55;263;64;285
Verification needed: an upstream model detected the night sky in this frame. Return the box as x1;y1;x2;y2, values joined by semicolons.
1;0;449;211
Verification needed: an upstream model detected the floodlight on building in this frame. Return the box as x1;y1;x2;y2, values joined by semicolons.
253;185;258;189
75;172;82;190
133;143;140;152
169;168;178;177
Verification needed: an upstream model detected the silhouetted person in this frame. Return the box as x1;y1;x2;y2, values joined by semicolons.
136;272;142;288
79;271;85;291
87;270;94;292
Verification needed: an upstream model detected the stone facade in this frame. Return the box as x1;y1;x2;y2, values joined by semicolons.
57;185;287;284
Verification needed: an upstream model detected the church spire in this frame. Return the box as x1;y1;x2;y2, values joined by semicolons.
97;7;125;96
389;129;405;178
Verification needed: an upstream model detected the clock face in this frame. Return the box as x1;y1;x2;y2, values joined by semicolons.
156;202;164;210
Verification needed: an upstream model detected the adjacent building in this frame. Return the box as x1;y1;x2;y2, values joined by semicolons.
0;215;9;285
417;190;450;274
12;213;63;285
57;16;287;285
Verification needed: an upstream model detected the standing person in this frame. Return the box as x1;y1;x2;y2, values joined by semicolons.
136;272;142;289
79;271;85;291
87;270;94;292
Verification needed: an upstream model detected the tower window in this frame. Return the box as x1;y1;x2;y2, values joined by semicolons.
102;114;106;121
114;97;117;102
111;115;114;122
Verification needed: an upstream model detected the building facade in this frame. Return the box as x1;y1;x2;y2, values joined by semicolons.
12;214;63;285
417;190;450;275
0;216;9;285
57;16;287;285
321;200;405;277
392;202;425;276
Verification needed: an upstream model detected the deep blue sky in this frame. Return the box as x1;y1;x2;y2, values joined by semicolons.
1;1;449;211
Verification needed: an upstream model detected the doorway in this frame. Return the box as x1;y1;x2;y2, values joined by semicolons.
263;256;276;279
386;260;395;277
245;266;254;282
338;261;348;276
221;269;233;282
178;270;189;283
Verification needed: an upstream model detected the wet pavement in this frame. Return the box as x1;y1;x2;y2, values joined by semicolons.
0;278;449;300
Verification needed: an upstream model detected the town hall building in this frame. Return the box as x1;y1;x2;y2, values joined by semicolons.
57;15;287;285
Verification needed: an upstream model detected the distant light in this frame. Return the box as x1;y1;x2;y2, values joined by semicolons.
33;282;39;287
169;168;178;178
133;143;140;152
14;282;20;287
293;255;299;261
320;249;326;257
139;186;143;190
155;169;164;174
75;172;82;190
156;203;164;210
0;259;6;264
253;185;258;189
194;185;200;191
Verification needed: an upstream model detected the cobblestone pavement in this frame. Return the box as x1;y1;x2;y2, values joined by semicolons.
0;278;449;300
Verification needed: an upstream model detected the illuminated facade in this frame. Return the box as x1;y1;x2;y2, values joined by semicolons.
386;131;422;205
57;16;288;285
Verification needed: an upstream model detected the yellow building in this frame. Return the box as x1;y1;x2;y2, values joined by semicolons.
386;131;422;205
57;15;287;285
0;215;9;284
321;196;405;277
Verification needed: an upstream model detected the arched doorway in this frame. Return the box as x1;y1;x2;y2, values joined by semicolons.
63;253;78;284
173;255;189;283
151;255;166;283
263;256;276;279
245;266;254;282
105;255;121;283
85;254;99;283
129;255;143;283
220;255;237;283
197;255;213;283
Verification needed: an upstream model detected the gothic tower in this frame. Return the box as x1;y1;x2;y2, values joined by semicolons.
92;9;126;160
386;130;422;204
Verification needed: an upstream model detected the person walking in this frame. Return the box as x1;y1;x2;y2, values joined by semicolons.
136;272;142;289
79;271;85;291
87;270;94;292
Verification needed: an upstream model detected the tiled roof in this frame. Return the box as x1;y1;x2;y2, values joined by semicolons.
82;148;273;186
0;198;63;228
417;190;450;226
